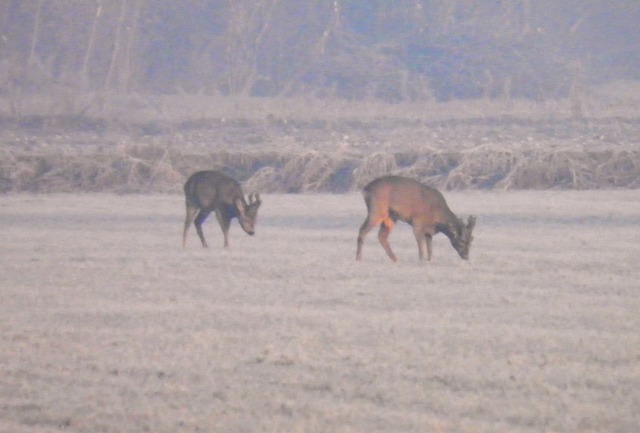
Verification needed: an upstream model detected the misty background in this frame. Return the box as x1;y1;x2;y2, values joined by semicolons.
2;0;640;106
1;1;639;193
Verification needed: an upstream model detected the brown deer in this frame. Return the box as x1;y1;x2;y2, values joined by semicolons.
183;170;261;248
356;175;475;262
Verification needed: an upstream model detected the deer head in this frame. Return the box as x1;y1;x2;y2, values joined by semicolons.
449;215;476;260
236;193;262;235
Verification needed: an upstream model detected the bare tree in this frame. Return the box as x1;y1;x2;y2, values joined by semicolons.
28;0;45;66
80;0;102;88
121;0;143;92
104;0;128;93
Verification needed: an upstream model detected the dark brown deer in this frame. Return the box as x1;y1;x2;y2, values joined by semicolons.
183;170;261;248
356;175;475;262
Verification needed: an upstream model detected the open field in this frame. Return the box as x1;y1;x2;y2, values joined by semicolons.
1;191;640;433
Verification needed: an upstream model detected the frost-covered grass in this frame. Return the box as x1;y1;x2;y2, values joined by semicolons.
1;191;639;433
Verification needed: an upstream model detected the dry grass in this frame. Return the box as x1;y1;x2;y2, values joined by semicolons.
1;191;639;433
4;86;640;122
2;95;640;194
352;152;399;189
2;134;639;194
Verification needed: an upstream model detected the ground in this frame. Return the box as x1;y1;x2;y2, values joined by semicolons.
1;191;639;432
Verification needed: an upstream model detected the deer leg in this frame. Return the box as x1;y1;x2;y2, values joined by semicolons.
183;205;199;247
194;209;212;248
356;216;378;260
426;234;433;261
413;226;427;261
356;217;371;260
215;209;232;248
378;219;397;262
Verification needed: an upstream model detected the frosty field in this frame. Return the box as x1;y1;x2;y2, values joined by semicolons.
1;191;639;433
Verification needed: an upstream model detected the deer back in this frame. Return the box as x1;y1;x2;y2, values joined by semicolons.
364;175;453;225
184;170;244;210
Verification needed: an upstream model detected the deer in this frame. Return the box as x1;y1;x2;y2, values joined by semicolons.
183;170;261;248
356;175;476;263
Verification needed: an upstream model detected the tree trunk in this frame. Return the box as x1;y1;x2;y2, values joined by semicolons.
104;0;128;93
81;0;102;89
28;0;45;65
122;0;143;93
570;61;586;118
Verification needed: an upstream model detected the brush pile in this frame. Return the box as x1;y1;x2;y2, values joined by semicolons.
1;116;639;193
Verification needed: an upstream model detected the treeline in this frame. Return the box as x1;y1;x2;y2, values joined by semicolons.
1;0;639;112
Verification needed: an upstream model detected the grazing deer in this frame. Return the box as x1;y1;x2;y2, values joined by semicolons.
183;170;261;248
356;175;476;262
